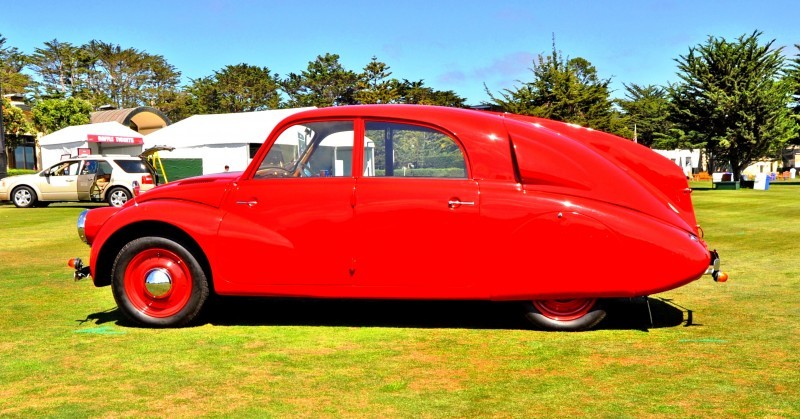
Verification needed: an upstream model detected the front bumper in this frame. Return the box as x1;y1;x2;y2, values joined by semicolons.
70;257;91;281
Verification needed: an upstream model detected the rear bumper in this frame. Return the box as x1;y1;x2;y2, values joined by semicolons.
704;250;728;282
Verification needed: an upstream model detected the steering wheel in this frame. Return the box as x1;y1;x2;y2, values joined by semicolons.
256;167;292;178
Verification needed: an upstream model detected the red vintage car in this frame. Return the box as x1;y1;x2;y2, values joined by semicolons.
71;105;726;330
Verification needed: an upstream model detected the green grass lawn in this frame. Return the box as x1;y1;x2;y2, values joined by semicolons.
1;188;798;417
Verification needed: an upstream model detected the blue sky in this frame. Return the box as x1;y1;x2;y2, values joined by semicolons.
1;0;798;104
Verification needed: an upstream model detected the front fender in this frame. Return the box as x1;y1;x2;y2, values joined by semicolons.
89;200;225;286
3;180;44;202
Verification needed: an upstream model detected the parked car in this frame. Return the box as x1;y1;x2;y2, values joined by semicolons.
70;105;726;330
0;155;158;208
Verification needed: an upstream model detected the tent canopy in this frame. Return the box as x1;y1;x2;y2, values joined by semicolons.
39;121;144;146
143;108;315;149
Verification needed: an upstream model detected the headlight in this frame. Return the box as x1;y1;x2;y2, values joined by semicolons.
77;209;88;244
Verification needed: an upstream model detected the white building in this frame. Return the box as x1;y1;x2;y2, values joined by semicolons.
652;149;701;177
143;108;314;179
38;122;145;168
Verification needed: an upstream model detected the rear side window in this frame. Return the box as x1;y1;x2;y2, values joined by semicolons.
114;159;152;174
364;122;467;178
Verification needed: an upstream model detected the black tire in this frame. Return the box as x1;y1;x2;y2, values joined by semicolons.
106;187;131;207
111;236;209;327
523;299;606;331
11;186;37;208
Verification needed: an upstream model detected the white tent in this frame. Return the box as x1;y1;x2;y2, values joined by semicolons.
143;108;314;176
38;121;145;168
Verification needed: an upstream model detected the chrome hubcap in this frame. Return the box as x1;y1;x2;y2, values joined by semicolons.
15;190;31;205
110;191;128;207
144;268;173;298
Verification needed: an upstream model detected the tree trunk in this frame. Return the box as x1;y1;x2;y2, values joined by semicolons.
730;160;742;181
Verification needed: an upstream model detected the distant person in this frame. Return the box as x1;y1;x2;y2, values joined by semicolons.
224;165;230;172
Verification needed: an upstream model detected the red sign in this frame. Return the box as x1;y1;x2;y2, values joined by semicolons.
87;134;143;145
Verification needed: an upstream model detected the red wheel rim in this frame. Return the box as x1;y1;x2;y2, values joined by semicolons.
532;298;597;321
123;248;192;318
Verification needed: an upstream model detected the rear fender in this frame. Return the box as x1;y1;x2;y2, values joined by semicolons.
491;195;710;299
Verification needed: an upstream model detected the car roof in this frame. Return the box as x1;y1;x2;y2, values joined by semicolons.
68;155;143;160
284;104;497;124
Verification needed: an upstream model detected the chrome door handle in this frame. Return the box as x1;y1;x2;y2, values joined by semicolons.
448;199;475;209
236;200;258;207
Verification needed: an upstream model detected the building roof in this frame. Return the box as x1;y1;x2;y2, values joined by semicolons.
91;106;171;135
39;121;143;146
143;108;314;149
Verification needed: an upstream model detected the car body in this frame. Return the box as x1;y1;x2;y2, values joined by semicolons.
1;155;158;208
71;105;726;330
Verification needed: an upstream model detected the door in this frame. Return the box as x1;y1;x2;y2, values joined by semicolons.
216;120;357;288
353;121;480;293
39;160;80;201
78;160;113;201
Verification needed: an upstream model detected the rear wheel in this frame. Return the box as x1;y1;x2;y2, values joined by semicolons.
523;298;605;331
111;236;209;327
106;187;131;207
11;186;37;208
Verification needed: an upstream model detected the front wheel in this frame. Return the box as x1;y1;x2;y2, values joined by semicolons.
111;237;209;327
523;298;606;331
12;186;37;208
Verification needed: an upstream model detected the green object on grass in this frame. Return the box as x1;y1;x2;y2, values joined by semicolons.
74;326;125;335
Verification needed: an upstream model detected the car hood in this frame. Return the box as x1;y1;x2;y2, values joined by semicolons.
0;174;38;191
131;172;241;208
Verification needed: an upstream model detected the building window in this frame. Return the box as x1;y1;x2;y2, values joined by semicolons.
13;143;37;170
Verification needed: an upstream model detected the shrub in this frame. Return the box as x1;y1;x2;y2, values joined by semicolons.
6;169;37;176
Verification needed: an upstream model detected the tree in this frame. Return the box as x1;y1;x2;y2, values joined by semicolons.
669;31;798;179
0;34;31;94
1;34;32;176
213;64;282;112
616;83;674;148
787;44;800;145
82;40;182;109
31;97;92;134
282;53;359;107
28;39;85;98
391;79;466;107
183;64;282;115
30;40;184;110
354;57;398;104
487;41;615;130
2;97;35;161
139;54;182;109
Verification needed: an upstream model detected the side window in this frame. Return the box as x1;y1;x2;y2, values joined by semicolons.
80;160;99;175
255;121;354;178
364;122;467;178
97;161;113;181
49;161;80;176
114;159;150;174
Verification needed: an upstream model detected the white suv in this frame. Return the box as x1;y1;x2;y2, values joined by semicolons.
0;155;159;208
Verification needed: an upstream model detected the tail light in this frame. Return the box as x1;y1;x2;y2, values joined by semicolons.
141;175;154;185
